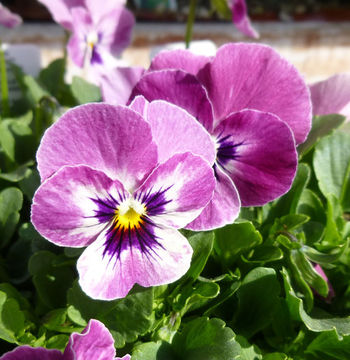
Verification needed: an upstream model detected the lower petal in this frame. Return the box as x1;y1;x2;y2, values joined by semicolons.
31;165;126;248
214;109;298;206
186;167;241;231
77;226;192;300
64;319;115;360
0;346;62;360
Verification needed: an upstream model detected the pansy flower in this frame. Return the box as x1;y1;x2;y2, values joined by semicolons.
31;102;216;300
310;73;350;121
0;319;130;360
0;3;22;28
228;0;259;38
38;0;134;68
128;43;311;230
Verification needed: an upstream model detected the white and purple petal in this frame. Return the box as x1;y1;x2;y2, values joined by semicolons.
63;319;116;360
130;69;215;131
0;346;62;360
31;165;128;248
37;103;158;191
197;43;312;144
144;100;216;165
77;226;192;299
186;167;241;231
213;109;297;206
229;0;259;38
135;152;216;229
310;73;350;120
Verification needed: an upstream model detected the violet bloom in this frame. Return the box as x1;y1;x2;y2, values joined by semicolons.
0;3;22;28
38;0;134;68
310;73;350;121
313;264;335;303
129;43;311;230
31;102;216;299
0;319;130;360
228;0;259;38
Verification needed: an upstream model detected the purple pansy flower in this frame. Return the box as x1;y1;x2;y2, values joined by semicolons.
38;0;134;68
313;264;335;303
31;102;216;300
310;73;350;121
128;43;311;230
0;3;22;28
228;0;259;38
0;319;130;360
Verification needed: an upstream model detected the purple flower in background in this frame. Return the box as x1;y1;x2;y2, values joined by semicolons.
228;0;259;38
0;319;130;360
310;73;350;121
31;102;216;299
0;3;22;28
129;43;311;230
38;0;134;68
313;264;335;303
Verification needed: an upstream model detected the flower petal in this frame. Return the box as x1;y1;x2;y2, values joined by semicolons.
129;95;149;116
310;73;350;120
130;69;214;131
230;0;259;38
100;66;145;105
85;0;127;22
31;165;127;248
186;167;240;231
149;49;211;75
135;152;216;229
0;4;22;28
145;100;216;165
198;43;312;144
0;346;62;360
63;319;116;360
77;226;192;299
214;109;297;206
37;103;158;190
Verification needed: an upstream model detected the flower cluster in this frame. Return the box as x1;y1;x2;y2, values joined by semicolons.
0;319;130;360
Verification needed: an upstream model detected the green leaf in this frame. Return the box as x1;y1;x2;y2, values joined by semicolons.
45;334;69;351
0;163;32;182
0;121;15;161
67;281;153;348
299;114;346;155
236;335;263;360
185;231;214;281
242;245;283;264
18;167;40;200
172;317;241;360
71;76;101;104
210;0;232;19
0;187;23;248
0;291;25;343
313;131;350;210
132;341;174;360
301;242;347;264
282;268;350;337
306;329;350;360
39;58;65;98
29;251;75;309
233;267;280;338
290;249;328;297
23;75;49;104
263;353;289;360
214;221;262;267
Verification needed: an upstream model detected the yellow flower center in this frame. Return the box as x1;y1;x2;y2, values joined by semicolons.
115;199;146;230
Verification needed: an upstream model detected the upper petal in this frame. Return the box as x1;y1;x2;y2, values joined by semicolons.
31;165;127;248
145;100;216;165
37;103;158;191
130;69;214;131
0;346;62;360
63;319;116;360
100;66;145;105
310;73;350;120
186;167;241;231
149;49;211;75
229;0;259;38
77;226;192;299
213;109;298;206
135;152;216;229
198;43;312;144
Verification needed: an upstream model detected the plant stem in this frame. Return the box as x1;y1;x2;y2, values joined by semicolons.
0;44;10;118
185;0;197;49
